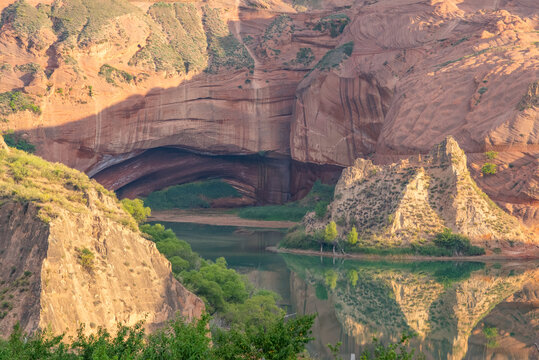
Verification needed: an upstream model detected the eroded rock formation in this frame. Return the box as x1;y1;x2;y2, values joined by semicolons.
305;137;537;252
0;139;204;337
0;0;537;227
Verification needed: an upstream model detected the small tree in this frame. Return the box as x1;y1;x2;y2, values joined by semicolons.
324;221;338;254
481;163;497;175
121;198;151;224
347;226;358;245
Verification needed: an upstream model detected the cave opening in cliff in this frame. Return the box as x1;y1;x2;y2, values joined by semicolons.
91;147;343;206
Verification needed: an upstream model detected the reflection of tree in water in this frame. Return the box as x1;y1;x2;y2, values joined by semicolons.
282;254;539;360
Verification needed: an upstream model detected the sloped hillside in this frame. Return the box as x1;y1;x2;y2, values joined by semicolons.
0;137;204;337
304;137;536;252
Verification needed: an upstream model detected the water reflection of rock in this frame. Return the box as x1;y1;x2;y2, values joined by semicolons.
283;255;539;360
466;282;539;360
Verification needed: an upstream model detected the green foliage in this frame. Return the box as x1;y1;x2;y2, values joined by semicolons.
213;314;315;360
2;132;35;153
50;0;136;46
239;180;335;222
485;151;498;160
314;14;350;37
263;14;292;42
324;221;338;243
140;222;281;330
483;326;498;348
239;204;309;222
433;228;485;256
314;200;329;219
359;333;421;360
0;142;133;227
132;3;207;74
0;0;52;50
295;47;315;66
347;226;358;245
314;42;354;71
478;87;488;95
144;180;240;210
0;90;41;116
98;64;134;86
0;314;315;359
181;257;249;314
76;247;95;272
141;223;199;271
202;6;254;74
481;162;497;175
121;198;151;224
14;63;41;73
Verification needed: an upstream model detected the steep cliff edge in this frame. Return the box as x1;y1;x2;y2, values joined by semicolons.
304;137;537;253
0;138;204;337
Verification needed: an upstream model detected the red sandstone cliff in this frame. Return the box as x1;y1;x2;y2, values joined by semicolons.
0;0;537;228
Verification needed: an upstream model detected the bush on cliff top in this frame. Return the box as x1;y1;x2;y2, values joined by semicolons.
0;145;134;228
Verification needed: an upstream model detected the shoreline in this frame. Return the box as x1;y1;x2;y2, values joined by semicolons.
149;209;297;229
268;246;539;262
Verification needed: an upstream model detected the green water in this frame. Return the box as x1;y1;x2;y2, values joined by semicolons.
160;222;539;360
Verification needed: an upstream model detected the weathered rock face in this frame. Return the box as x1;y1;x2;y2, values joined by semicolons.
0;143;204;337
306;137;537;251
0;0;537;226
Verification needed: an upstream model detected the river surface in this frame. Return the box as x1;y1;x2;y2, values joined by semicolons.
159;221;539;360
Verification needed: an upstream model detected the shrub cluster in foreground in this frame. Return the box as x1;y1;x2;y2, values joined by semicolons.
0;314;315;360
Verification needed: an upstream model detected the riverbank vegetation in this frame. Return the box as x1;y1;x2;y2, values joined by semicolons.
122;198;284;330
281;225;485;257
238;180;334;222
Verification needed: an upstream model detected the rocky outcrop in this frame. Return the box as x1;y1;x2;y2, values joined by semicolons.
0;143;204;337
0;0;537;227
306;137;537;250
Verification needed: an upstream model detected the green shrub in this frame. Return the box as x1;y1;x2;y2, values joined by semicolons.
483;326;498;348
76;247;95;272
121;198;151;224
433;228;485;256
98;64;134;86
478;87;488;95
314;14;350;37
0;91;41;116
2;132;35;153
239;204;308;222
295;47;314;66
313;41;354;71
481;163;497;175
347;226;358;245
202;6;254;74
314;201;329;219
485;151;498;160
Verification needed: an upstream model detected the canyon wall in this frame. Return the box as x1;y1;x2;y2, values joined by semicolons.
0;0;537;226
